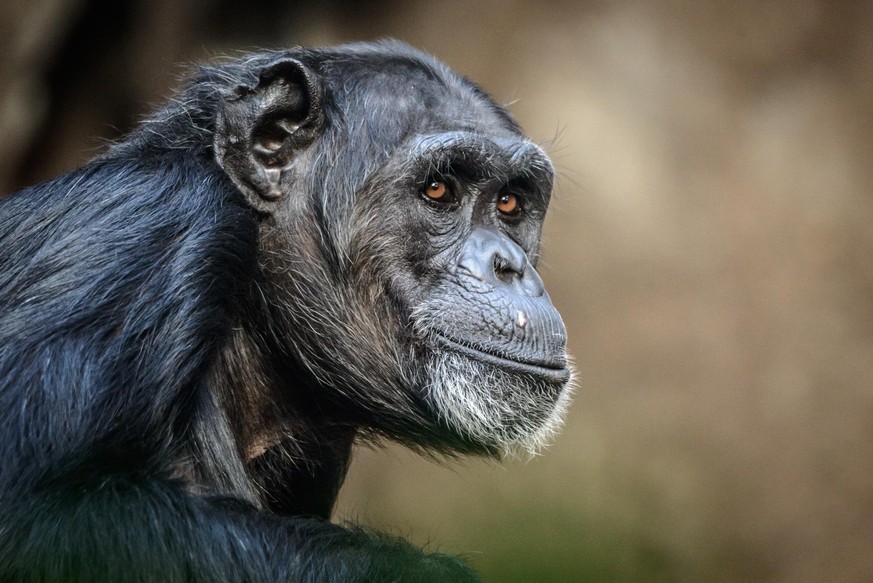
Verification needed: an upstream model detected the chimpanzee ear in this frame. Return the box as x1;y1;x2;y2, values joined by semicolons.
214;58;324;214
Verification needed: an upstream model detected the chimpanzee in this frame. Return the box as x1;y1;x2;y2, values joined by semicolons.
0;40;572;582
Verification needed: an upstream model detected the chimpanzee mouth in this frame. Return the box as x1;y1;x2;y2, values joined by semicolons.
434;334;570;384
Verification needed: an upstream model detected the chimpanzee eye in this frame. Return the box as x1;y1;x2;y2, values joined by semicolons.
497;191;522;217
420;178;458;207
424;180;448;201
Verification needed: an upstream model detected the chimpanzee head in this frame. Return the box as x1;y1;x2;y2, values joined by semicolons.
213;41;572;456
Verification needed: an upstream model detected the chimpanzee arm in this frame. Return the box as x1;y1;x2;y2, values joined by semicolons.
2;479;476;582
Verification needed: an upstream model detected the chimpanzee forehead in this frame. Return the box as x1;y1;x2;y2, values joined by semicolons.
311;45;522;140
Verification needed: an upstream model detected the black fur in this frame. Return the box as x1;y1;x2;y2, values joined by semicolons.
0;40;569;582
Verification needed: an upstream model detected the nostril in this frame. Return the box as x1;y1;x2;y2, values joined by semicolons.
458;228;541;293
493;255;522;284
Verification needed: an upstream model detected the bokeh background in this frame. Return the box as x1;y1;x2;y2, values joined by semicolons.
2;1;872;581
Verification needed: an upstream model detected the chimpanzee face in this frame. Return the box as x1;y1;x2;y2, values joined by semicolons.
216;43;572;455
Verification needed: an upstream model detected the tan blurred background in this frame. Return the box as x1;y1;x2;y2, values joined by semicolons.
2;0;872;581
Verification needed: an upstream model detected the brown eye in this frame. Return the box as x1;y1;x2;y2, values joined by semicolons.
497;192;521;216
424;180;449;201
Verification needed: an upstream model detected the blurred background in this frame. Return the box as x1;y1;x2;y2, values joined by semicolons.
2;0;872;581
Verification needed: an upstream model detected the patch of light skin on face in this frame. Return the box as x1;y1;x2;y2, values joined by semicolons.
516;310;527;328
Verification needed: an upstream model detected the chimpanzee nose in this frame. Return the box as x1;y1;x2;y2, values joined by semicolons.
457;228;545;297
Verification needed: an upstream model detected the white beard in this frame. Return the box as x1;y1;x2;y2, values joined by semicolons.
423;349;576;457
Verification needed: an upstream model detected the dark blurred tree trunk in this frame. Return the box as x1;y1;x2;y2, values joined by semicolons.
0;0;216;194
0;0;84;194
